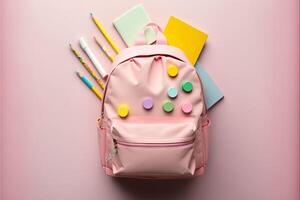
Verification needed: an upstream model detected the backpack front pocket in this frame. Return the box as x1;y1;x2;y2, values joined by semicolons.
108;118;198;177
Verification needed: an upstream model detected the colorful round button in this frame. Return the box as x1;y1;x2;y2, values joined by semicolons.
162;100;174;113
181;102;193;114
117;104;129;118
182;81;193;93
167;64;178;77
167;87;178;99
142;97;154;110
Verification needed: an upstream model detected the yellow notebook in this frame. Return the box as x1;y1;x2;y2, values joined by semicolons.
164;16;208;65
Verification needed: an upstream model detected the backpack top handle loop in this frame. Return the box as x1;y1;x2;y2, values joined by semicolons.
134;22;167;46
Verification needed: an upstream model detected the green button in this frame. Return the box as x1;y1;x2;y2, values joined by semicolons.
162;100;174;113
182;81;193;93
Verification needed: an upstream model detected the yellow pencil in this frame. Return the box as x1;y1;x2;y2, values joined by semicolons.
90;12;120;54
94;36;115;62
69;44;105;90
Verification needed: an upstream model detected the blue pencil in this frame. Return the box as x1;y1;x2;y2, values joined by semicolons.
76;71;103;100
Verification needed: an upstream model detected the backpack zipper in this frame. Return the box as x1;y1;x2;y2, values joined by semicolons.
106;139;118;161
106;138;195;161
116;139;195;147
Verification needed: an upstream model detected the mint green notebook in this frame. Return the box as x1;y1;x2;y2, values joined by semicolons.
113;4;154;46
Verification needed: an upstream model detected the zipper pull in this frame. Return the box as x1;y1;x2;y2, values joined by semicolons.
106;148;117;161
106;139;118;161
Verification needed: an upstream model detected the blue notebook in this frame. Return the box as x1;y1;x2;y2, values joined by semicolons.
195;63;224;109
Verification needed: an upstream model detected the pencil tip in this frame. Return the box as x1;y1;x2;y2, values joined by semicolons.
75;71;81;77
69;43;72;48
90;12;93;16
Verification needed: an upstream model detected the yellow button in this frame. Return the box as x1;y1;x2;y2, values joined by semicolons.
167;64;178;77
117;104;129;118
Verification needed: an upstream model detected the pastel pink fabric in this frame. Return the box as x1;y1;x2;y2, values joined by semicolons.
98;24;210;179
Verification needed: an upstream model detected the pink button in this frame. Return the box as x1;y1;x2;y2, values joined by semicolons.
181;102;193;114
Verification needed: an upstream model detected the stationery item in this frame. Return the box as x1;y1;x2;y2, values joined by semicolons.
79;37;108;78
69;44;105;90
76;71;103;100
113;4;155;47
195;63;224;109
90;13;120;54
164;16;208;65
94;36;115;62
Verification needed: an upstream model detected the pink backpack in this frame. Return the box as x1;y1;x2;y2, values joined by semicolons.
98;23;210;179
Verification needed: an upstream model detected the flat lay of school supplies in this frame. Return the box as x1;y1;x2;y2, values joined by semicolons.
68;3;225;180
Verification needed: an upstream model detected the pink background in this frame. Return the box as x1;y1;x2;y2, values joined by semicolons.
1;0;299;199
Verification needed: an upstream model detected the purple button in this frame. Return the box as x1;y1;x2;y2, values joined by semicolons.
142;97;154;110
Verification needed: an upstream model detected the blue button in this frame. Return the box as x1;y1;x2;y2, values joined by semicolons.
168;87;178;99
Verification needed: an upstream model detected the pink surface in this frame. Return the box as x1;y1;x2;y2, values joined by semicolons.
1;0;299;199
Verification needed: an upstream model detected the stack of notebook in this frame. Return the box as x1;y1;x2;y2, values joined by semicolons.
113;5;224;109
